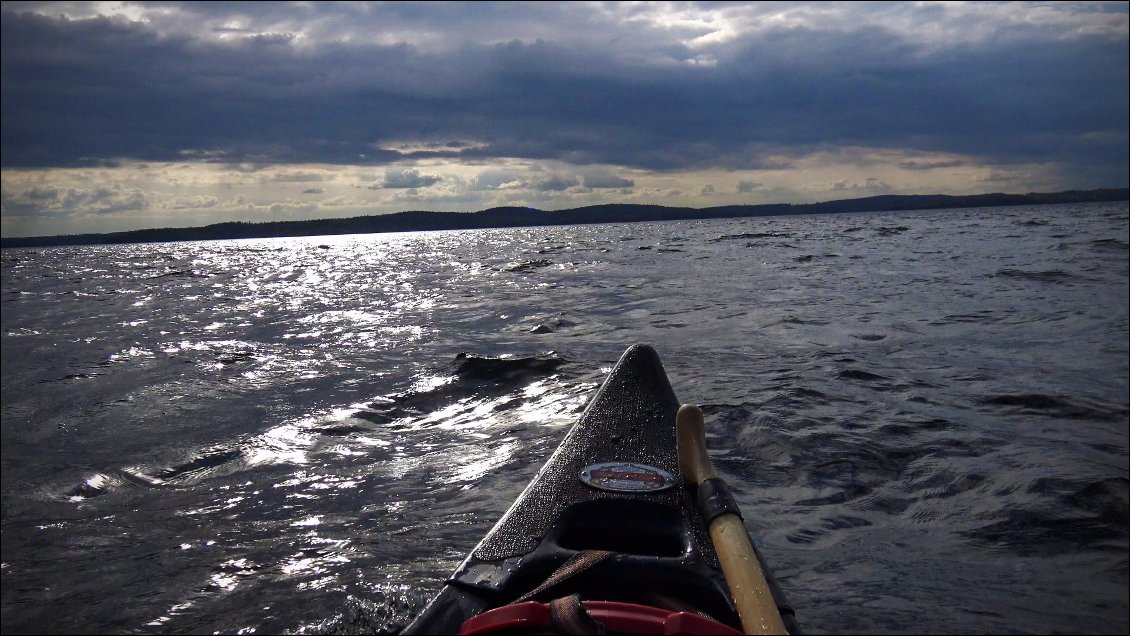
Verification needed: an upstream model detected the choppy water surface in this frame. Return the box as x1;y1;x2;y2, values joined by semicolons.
2;202;1127;634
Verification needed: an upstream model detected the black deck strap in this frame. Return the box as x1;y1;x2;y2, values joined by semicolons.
696;477;743;524
548;594;607;635
515;550;615;603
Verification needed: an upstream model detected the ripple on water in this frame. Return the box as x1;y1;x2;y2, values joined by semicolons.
992;268;1082;283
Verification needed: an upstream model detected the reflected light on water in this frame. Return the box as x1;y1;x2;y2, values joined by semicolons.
449;440;519;484
516;379;583;425
245;424;314;466
208;572;240;592
146;601;195;628
280;535;352;580
408;374;454;394
208;558;256;593
426;398;499;432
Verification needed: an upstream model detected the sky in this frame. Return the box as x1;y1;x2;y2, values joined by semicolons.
1;1;1127;238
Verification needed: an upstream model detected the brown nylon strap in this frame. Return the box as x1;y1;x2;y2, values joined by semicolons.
548;594;607;635
515;550;615;603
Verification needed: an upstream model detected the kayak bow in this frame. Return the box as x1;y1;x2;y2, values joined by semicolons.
403;344;797;635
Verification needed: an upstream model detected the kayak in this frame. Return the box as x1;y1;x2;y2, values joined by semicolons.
403;344;798;635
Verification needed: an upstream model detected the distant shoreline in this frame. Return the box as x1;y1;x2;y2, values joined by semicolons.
2;187;1126;249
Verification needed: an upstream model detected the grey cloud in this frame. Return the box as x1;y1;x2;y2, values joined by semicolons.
535;175;580;192
832;178;894;193
580;170;634;188
898;160;967;170
0;188;41;216
2;183;150;216
248;32;296;46
25;186;60;200
979;172;1021;183
737;180;762;193
161;195;221;210
383;168;442;189
471;170;525;190
269;172;330;183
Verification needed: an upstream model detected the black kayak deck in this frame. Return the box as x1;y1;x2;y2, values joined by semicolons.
403;344;796;634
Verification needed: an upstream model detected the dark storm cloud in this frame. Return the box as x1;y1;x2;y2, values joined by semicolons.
1;5;1126;185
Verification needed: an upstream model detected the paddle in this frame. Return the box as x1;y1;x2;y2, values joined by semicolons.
677;404;789;635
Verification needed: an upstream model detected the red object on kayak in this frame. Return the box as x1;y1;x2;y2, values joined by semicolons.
459;599;744;635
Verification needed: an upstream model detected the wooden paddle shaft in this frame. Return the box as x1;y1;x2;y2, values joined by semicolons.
677;404;788;636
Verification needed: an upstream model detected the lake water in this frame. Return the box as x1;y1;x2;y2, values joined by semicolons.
2;202;1127;634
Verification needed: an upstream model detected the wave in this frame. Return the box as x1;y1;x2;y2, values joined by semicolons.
979;394;1127;421
793;253;840;263
710;231;792;242
146;269;212;280
498;259;554;273
65;446;247;499
837;369;888;381
348;352;571;428
874;225;911;236
993;268;1080;282
529;317;577;334
963;479;1129;556
1090;238;1129;252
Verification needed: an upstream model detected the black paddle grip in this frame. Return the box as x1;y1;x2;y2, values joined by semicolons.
696;477;743;524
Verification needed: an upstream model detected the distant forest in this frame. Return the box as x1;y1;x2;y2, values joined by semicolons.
2;188;1126;248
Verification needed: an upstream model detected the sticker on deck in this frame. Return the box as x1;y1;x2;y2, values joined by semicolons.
579;462;676;493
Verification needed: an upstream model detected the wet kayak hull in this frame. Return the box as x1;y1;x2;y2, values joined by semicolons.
403;344;795;634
